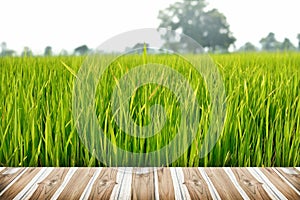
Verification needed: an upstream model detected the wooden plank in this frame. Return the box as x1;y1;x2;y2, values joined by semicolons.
153;168;159;200
223;168;249;200
198;168;221;200
110;167;132;200
0;167;298;199
275;167;300;191
170;168;191;200
182;168;212;200
260;168;300;199
248;168;287;200
231;168;271;200
28;168;70;200
80;168;102;200
0;168;41;199
84;168;117;200
272;168;300;196
0;168;27;192
57;168;96;200
50;167;78;200
0;168;5;173
156;168;175;200
204;168;243;199
13;168;53;199
131;168;155;200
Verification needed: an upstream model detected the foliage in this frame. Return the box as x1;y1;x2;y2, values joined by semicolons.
74;45;89;55
0;53;299;167
239;42;257;52
259;32;281;51
158;0;236;52
44;46;53;56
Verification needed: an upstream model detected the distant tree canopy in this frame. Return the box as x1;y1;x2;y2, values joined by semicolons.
74;45;89;55
59;49;68;56
280;38;296;51
259;32;281;51
297;34;300;50
259;33;298;52
239;42;257;52
132;43;149;50
158;0;236;52
44;46;53;56
1;42;15;56
21;47;33;57
125;43;150;54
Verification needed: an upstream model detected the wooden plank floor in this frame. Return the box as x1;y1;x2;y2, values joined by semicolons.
0;167;299;200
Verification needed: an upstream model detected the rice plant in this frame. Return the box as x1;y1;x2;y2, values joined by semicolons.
0;52;299;167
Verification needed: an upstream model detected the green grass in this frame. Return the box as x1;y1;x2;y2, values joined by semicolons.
0;52;299;167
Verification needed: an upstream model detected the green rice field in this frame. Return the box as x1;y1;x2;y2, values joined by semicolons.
0;52;299;167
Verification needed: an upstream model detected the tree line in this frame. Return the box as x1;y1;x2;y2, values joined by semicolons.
239;33;300;52
1;0;300;56
157;0;300;53
0;43;90;57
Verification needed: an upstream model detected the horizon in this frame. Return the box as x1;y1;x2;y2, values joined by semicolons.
1;0;300;54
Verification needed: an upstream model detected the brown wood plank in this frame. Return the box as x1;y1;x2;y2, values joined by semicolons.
157;168;175;200
29;168;70;200
276;168;300;191
0;168;26;192
57;168;96;200
260;168;299;199
204;168;243;199
231;168;271;200
182;168;212;200
0;168;41;199
131;168;155;200
88;168;117;200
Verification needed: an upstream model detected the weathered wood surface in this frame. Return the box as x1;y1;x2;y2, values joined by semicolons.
0;167;299;200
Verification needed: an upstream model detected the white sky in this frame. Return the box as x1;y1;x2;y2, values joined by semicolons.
1;0;299;54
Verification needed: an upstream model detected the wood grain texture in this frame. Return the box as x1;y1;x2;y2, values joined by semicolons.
276;168;300;191
248;168;287;200
204;168;243;199
0;168;5;173
182;168;212;200
0;168;26;192
0;167;298;200
29;168;70;200
260;168;300;199
223;168;249;200
110;167;132;200
57;168;96;200
170;168;191;200
0;168;41;199
131;168;155;200
14;168;53;199
231;168;271;200
87;168;117;200
198;168;221;199
156;168;175;200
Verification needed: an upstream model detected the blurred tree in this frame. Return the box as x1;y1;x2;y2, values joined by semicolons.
21;47;33;57
1;42;7;55
239;42;257;52
44;46;53;56
59;49;68;56
1;42;16;56
74;45;89;55
259;32;280;51
280;38;296;51
3;50;15;56
158;0;236;52
297;34;300;50
126;43;150;54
